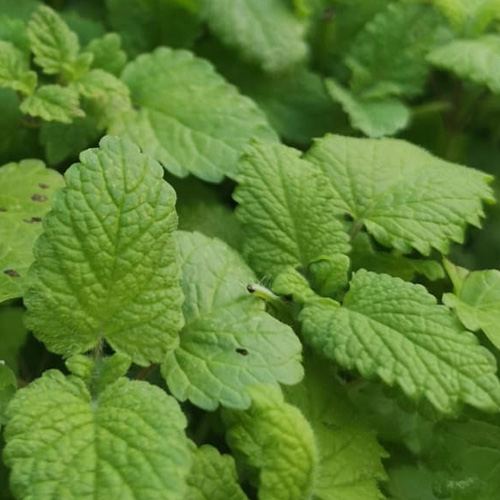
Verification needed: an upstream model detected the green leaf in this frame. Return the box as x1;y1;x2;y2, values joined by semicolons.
325;79;410;138
299;270;500;413
197;39;338;146
0;159;64;303
3;370;191;499
345;2;447;98
351;233;445;282
106;0;202;57
0;15;31;54
40;115;102;166
201;0;308;73
162;231;303;410
0;0;39;22
0;362;16;428
306;134;494;255
27;5;92;80
223;385;318;500
428;35;500;94
111;47;277;182
234;142;350;277
284;356;387;500
0;40;37;95
85;33;127;76
443;269;500;351
172;176;242;251
187;444;248;500
75;69;131;126
0;307;28;375
20;84;85;124
386;465;441;500
429;418;500;499
24;136;184;365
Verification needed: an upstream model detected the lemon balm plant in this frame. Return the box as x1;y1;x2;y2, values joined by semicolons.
2;1;500;499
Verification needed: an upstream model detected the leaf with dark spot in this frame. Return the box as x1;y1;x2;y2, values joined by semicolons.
235;348;249;356
23;217;43;223
38;183;49;189
4;269;20;278
31;194;48;202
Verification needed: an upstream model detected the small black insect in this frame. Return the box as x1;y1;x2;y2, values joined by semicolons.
235;348;249;356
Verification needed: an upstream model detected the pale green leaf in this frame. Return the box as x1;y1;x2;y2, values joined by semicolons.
40;115;102;166
0;362;16;428
3;370;191;500
106;0;202;57
234;142;350;277
0;40;37;95
299;270;500;413
187;444;248;500
75;69;131;126
306;135;494;255
284;357;387;500
0;307;28;374
111;47;277;182
20;84;85;124
345;2;447;98
428;35;500;94
325;79;410;138
351;233;445;282
65;353;132;394
162;231;303;410
443;269;500;351
85;33;127;76
223;385;318;500
201;0;308;73
27;5;91;80
429;418;500;499
0;159;64;303
24;136;184;365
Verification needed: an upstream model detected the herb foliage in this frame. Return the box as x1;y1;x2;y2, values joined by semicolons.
2;1;500;499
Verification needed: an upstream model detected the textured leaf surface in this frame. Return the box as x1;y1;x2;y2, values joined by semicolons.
27;5;90;79
326;79;410;138
300;270;500;413
85;33;127;76
20;84;85;124
284;357;387;500
111;48;276;182
234;142;350;277
24;136;184;365
201;0;307;73
0;307;28;374
224;385;318;500
3;371;191;500
162;231;303;410
75;69;131;126
106;0;201;56
345;2;446;98
444;269;500;351
428;35;500;94
306;135;494;255
0;40;37;95
187;445;248;500
0;159;64;303
429;418;500;499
